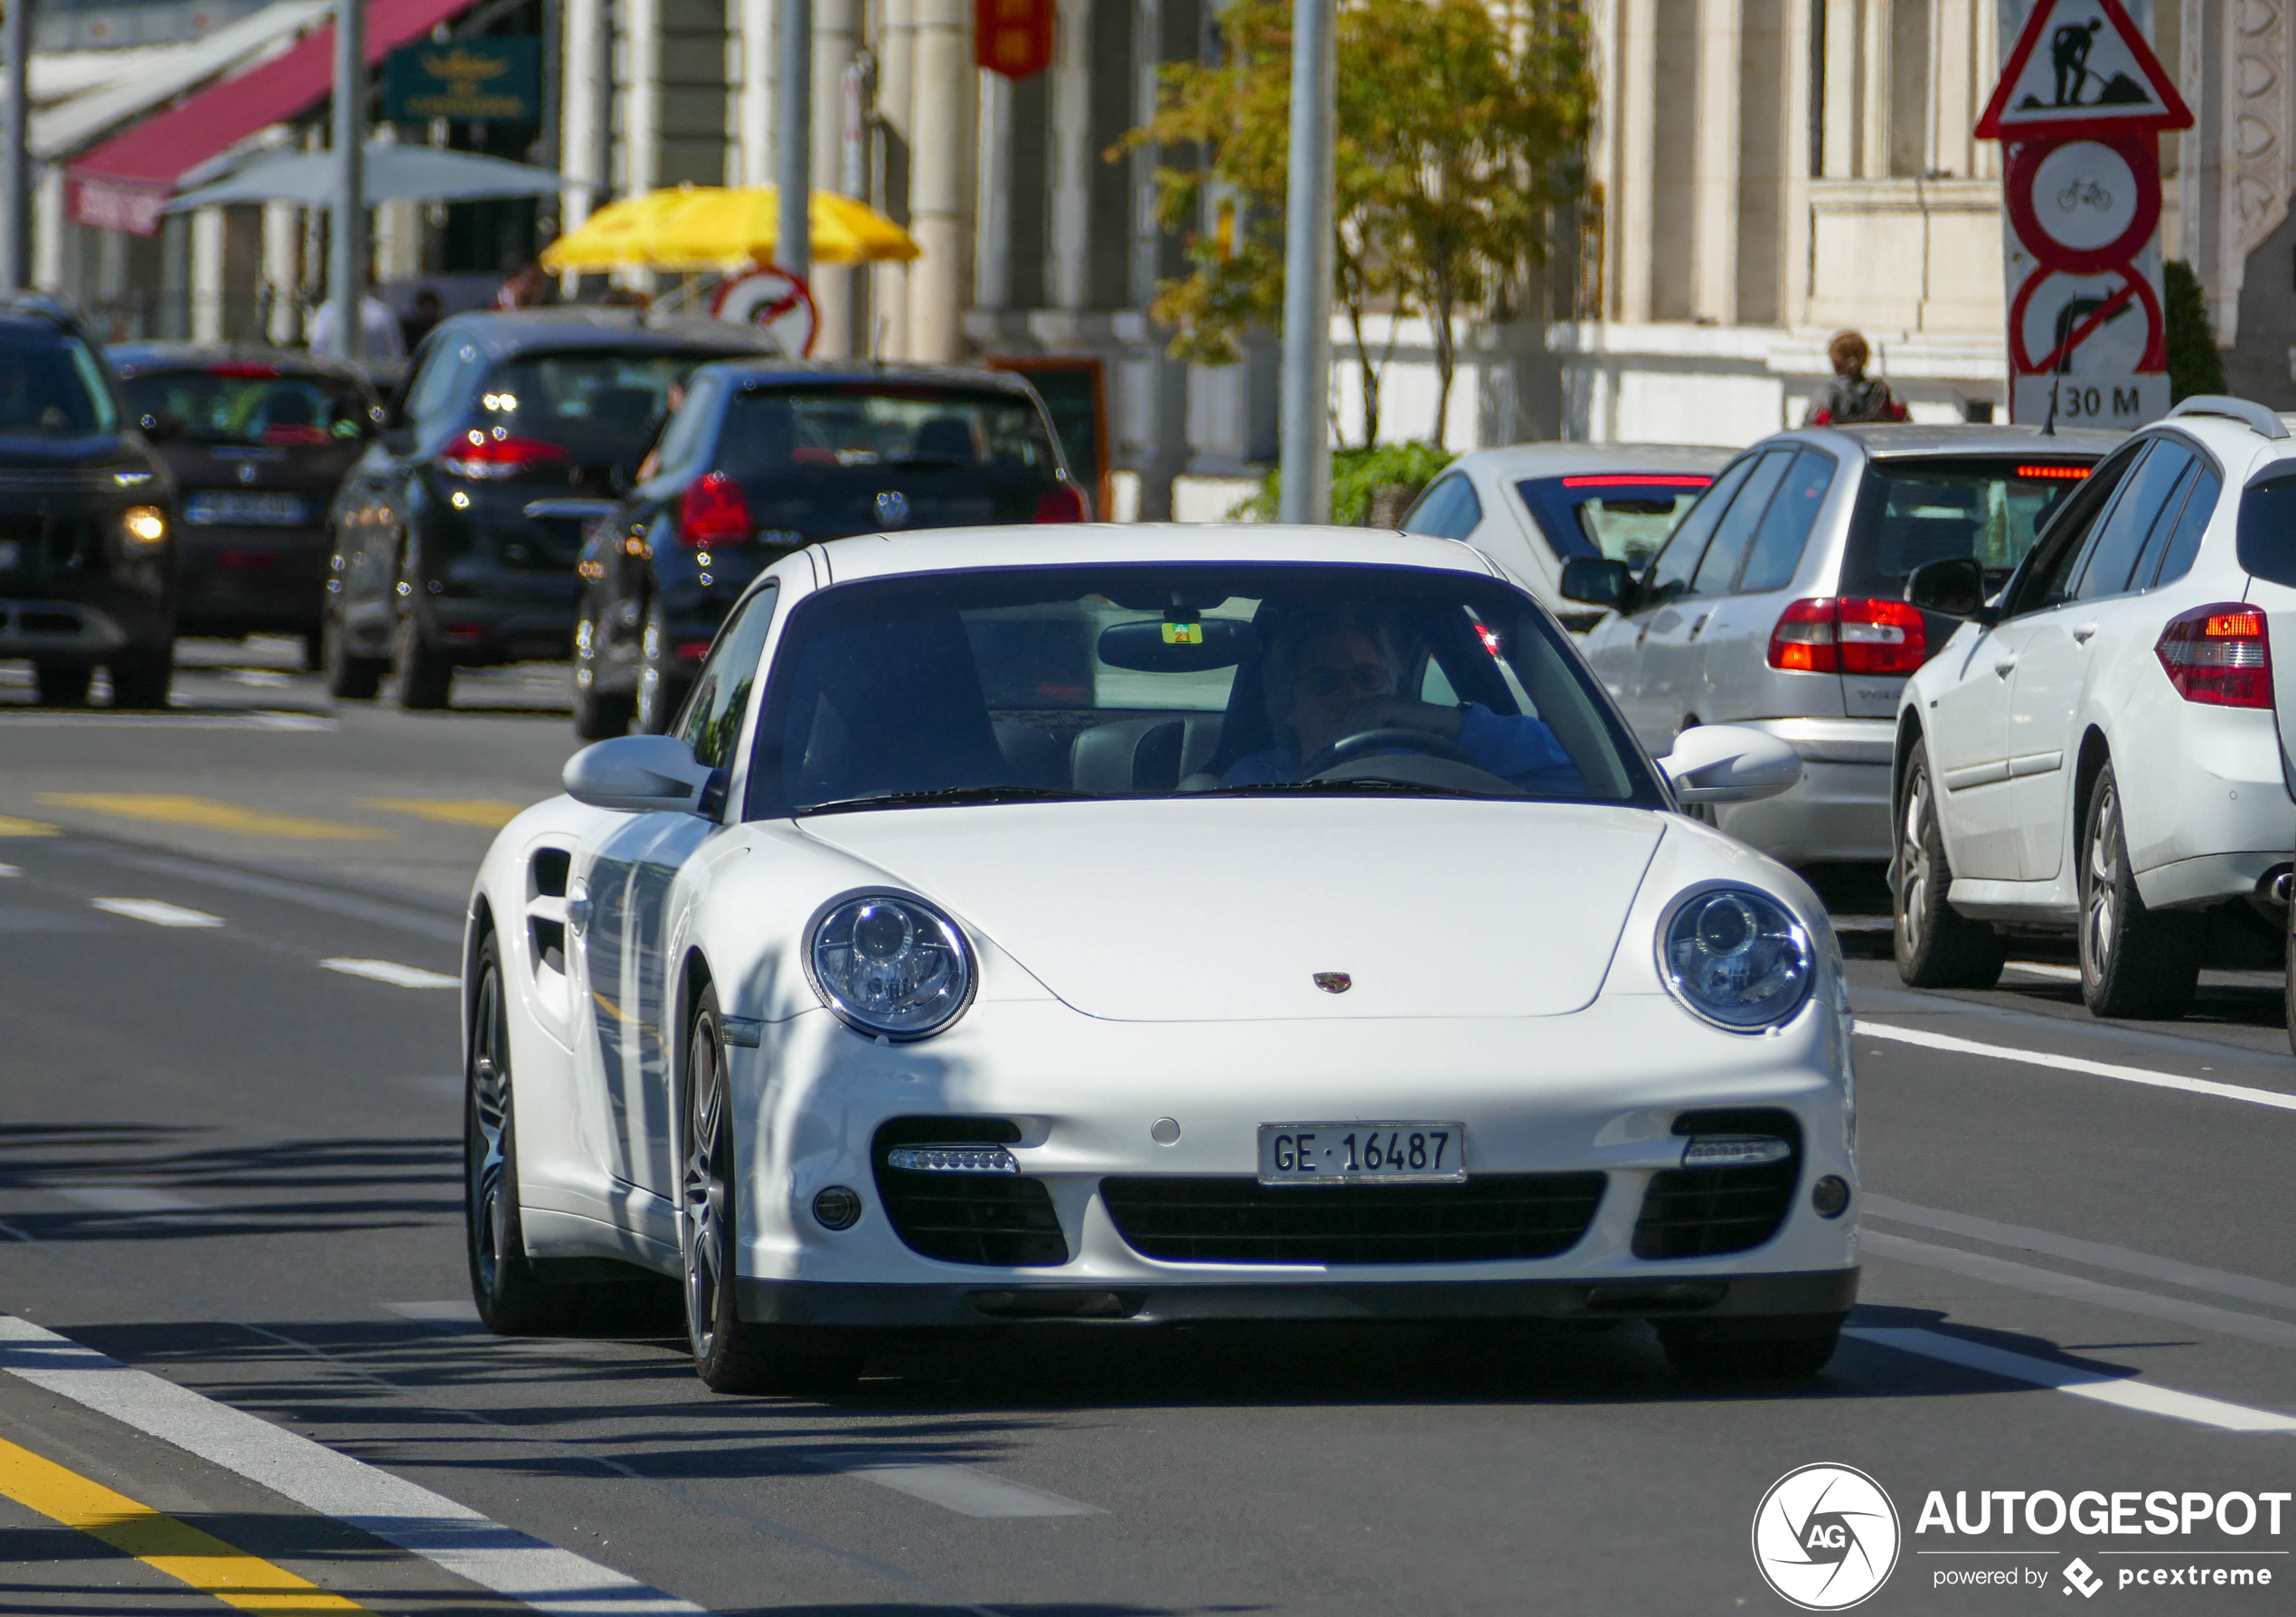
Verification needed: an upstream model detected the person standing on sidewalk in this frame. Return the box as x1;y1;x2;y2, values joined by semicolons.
1803;331;1907;426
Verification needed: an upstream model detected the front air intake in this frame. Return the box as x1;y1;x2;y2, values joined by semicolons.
1633;1109;1802;1259
870;1117;1067;1266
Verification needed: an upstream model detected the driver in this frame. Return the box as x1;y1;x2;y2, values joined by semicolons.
1222;611;1584;791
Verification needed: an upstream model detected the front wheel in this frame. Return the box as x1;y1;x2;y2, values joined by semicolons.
466;935;583;1334
321;607;385;700
1893;752;2002;988
2079;763;2199;1019
391;614;455;710
108;642;174;710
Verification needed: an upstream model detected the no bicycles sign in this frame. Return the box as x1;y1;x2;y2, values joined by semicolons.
1980;0;2191;428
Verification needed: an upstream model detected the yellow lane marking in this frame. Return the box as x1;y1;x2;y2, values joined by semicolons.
355;797;528;830
0;815;61;837
0;1433;370;1612
37;795;392;841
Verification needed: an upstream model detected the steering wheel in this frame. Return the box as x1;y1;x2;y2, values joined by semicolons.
1300;727;1478;779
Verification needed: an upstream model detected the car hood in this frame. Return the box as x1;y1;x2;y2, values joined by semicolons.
796;797;1666;1021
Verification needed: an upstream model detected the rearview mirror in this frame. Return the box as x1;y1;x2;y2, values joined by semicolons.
1657;724;1802;805
1558;556;1633;611
563;735;713;813
1096;617;1247;672
1905;556;1993;622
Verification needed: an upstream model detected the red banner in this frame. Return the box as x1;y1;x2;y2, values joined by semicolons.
975;0;1055;81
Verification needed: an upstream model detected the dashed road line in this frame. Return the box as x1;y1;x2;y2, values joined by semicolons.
802;1452;1101;1518
0;816;58;837
41;794;391;840
0;861;18;876
0;1314;710;1615
52;1186;204;1217
0;710;334;730
92;898;225;928
103;851;466;944
1858;1020;2296;1114
0;1432;370;1612
358;798;529;830
1847;1327;2296;1434
321;958;459;989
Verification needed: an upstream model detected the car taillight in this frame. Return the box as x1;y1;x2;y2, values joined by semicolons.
1034;484;1089;522
1767;597;1927;675
438;432;569;480
677;471;752;547
206;362;281;379
2156;603;2272;708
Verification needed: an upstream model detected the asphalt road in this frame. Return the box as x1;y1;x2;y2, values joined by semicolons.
3;643;2294;1615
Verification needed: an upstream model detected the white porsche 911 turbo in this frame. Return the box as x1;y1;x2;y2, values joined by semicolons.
460;524;1860;1392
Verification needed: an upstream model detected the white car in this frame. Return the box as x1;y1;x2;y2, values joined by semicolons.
1893;397;2296;1019
460;524;1860;1393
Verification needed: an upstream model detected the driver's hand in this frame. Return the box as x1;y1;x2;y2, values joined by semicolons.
1343;697;1464;739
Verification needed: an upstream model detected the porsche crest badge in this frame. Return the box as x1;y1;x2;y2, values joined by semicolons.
1313;972;1351;994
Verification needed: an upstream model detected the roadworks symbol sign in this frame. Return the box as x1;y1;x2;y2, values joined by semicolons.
1977;0;2193;140
1752;1463;1902;1610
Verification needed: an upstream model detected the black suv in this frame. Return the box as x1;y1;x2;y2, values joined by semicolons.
322;309;777;709
110;344;381;666
569;360;1084;736
0;295;179;708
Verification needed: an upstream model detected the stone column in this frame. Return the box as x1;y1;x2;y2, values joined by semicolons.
908;0;972;361
1612;0;1657;321
974;66;1012;312
263;202;301;343
562;0;605;225
1691;0;1741;322
810;0;859;354
1930;0;1974;180
1857;0;1887;179
1046;0;1089;313
875;0;915;356
33;166;63;295
737;0;773;188
1821;0;1857;177
192;208;225;343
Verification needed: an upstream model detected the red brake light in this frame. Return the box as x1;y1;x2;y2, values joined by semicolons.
1768;597;1928;675
1034;484;1089;522
438;432;569;480
205;362;281;379
677;471;752;547
2156;602;2272;708
1559;474;1713;489
2016;464;2090;480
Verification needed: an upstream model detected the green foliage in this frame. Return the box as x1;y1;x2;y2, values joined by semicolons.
1230;443;1457;524
2162;259;2226;402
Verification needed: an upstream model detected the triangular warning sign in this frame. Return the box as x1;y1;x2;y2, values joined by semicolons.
1976;0;2193;140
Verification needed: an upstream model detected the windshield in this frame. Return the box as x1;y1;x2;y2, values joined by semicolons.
1840;456;2094;596
1516;475;1713;567
479;352;705;455
0;331;118;437
717;383;1059;478
750;564;1658;817
120;369;369;447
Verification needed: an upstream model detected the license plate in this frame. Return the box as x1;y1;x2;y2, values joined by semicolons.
0;539;18;572
184;491;306;526
1257;1122;1467;1185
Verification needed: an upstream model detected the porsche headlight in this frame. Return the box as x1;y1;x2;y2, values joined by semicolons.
1658;886;1813;1031
808;894;974;1039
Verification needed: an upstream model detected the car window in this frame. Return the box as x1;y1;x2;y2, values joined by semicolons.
676;583;779;771
1736;450;1836;594
649;375;719;477
2001;446;2141;617
2234;467;2296;588
1690;450;1794;596
481;351;703;461
1398;474;1483;541
1511;475;1713;567
0;328;118;436
1841;455;2103;606
2152;465;2221;587
716;382;1060;477
119;367;371;447
2072;441;2196;601
1642;454;1759;607
2125;462;2200;589
403;340;478;427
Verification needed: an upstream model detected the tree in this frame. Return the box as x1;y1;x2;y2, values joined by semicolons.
1115;0;1593;447
2162;259;2225;402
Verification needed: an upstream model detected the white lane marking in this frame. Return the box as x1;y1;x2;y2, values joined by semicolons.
0;711;334;730
1830;915;1893;932
52;1187;202;1216
1864;1231;2296;1354
91;898;224;928
803;1452;1100;1518
0;864;18;878
1846;1327;2296;1434
1858;1020;2296;1114
1865;1195;2296;1315
2004;960;2082;982
321;958;458;989
112;852;466;944
0;1314;707;1614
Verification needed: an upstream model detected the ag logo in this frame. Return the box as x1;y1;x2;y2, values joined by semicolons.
1751;1463;1900;1610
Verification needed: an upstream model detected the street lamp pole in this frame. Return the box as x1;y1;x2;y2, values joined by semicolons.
3;0;32;291
329;0;366;362
776;0;812;285
1276;0;1334;524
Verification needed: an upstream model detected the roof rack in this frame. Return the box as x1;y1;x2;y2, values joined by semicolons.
2165;395;2291;440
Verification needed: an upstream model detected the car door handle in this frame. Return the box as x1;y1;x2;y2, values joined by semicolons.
2071;623;2099;645
1687;614;1711;642
1993;656;2018;678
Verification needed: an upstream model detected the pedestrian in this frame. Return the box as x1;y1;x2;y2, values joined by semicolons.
496;260;554;310
306;293;407;362
399;288;444;353
1802;331;1906;427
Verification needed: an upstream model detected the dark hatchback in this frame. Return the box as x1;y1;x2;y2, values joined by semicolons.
569;360;1084;736
110;344;380;663
0;295;179;708
323;309;779;709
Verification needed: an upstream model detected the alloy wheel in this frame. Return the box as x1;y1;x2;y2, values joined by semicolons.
2084;780;2122;979
1897;770;1932;959
467;965;511;1298
682;1020;729;1360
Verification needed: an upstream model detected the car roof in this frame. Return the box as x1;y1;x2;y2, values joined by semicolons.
813;523;1501;585
423;307;784;362
1788;422;2122;458
105;342;368;383
0;291;81;331
1447;442;1733;479
692;357;1040;395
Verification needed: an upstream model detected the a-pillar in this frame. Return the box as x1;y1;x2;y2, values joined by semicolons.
875;0;915;357
908;0;971;362
811;0;859;355
1690;0;1741;323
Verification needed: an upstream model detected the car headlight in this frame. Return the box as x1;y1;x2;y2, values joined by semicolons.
807;894;974;1039
1657;886;1813;1031
121;505;167;548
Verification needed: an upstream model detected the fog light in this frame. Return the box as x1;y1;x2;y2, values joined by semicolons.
1811;1175;1851;1218
885;1144;1018;1173
812;1185;862;1230
1680;1135;1793;1169
122;505;166;547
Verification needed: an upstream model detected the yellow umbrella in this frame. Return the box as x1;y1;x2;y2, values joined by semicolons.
541;185;920;273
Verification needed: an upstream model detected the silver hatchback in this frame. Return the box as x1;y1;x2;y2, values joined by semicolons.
1560;425;2118;870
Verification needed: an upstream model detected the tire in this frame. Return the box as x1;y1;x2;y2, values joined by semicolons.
635;600;689;736
301;628;325;672
107;642;174;710
33;663;92;707
682;986;864;1396
571;615;633;740
2078;763;2200;1019
1893;752;2003;988
2285;898;2296;1059
321;608;384;700
466;935;584;1335
391;613;455;710
1658;1316;1843;1382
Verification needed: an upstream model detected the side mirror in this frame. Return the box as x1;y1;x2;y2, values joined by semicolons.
563;735;711;813
1559;556;1633;611
1657;724;1802;805
137;409;183;442
1905;556;1993;622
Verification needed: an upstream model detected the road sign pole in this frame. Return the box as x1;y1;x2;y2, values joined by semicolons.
1277;0;1335;527
5;0;34;290
777;0;812;286
329;0;366;363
